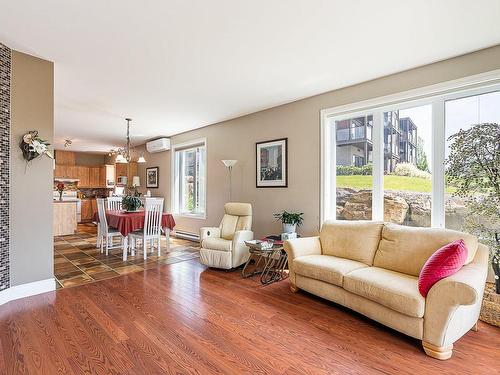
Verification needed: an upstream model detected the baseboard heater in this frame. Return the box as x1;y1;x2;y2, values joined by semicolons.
173;230;200;242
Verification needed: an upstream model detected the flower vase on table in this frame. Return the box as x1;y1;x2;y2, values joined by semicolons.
56;182;65;201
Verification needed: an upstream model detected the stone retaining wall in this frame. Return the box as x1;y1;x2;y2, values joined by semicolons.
336;188;467;229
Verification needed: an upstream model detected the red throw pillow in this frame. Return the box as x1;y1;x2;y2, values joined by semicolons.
418;239;468;297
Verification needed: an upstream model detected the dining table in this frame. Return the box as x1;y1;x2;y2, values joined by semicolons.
95;210;176;260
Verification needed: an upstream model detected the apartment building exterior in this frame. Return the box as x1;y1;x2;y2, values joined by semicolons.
335;112;417;173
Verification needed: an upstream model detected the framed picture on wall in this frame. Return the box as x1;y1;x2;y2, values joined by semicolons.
256;138;288;188
146;167;159;188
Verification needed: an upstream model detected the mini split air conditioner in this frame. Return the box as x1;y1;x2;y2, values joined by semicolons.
146;138;171;153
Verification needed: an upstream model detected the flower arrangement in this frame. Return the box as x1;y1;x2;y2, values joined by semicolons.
56;182;65;200
19;130;53;162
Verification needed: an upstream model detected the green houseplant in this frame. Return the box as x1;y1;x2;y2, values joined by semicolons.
446;122;500;294
122;195;142;212
273;210;304;234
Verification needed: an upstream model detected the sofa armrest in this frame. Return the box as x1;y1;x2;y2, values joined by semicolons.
232;230;254;267
284;236;321;261
284;236;321;288
200;227;221;242
423;243;489;348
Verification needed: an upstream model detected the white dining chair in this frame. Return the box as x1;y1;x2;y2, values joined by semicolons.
128;198;164;260
96;197;123;248
106;197;123;211
97;198;124;255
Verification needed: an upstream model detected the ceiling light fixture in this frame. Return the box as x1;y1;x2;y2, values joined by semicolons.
108;118;146;164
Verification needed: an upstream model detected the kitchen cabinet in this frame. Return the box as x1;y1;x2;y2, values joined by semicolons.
76;166;90;187
90;199;98;219
54;164;65;179
80;199;93;222
89;167;100;187
98;165;107;187
115;162;138;186
53;201;77;235
55;161;114;188
55;150;75;165
54;164;77;179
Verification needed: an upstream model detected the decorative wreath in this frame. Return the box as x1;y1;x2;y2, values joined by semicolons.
19;130;53;161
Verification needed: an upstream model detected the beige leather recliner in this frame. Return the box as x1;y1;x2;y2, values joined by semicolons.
199;203;253;269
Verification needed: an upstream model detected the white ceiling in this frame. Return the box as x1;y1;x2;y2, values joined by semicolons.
1;1;499;152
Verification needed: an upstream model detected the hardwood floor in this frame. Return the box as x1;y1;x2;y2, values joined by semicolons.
0;259;497;374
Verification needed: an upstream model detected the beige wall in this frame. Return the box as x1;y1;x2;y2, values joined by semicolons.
74;152;106;166
138;45;500;239
10;51;54;286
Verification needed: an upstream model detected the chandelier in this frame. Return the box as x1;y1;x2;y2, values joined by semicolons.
109;118;146;164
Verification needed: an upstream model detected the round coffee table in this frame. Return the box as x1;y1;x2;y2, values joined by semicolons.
242;244;288;285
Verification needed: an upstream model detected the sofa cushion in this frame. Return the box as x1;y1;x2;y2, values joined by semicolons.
344;267;425;318
418;239;468;297
201;237;232;252
374;223;478;277
293;255;368;287
320;221;384;265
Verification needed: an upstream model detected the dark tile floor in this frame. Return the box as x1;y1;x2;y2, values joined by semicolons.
54;223;200;288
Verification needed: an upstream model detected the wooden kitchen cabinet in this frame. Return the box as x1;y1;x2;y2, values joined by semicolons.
53;201;77;235
55;150;76;165
76;166;90;187
54;164;77;179
54;164;66;179
80;199;93;222
98;165;107;187
90;199;98;219
115;162;138;186
115;163;127;179
88;167;100;187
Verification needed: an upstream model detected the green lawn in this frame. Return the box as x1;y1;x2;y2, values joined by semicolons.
336;175;453;193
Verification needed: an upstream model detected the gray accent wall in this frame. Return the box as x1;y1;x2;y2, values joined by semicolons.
10;50;54;286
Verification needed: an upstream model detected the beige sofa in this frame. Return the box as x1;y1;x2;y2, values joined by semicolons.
284;221;488;360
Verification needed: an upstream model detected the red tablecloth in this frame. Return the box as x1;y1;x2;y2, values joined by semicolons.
95;210;175;237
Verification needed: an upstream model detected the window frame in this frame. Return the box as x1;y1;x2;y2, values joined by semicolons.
171;138;207;219
320;69;500;227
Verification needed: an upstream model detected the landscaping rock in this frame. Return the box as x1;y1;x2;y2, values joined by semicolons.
383;194;409;224
340;190;372;220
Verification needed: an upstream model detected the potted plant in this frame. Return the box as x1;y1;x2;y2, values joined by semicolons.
122;195;142;212
446;123;499;293
273;210;304;234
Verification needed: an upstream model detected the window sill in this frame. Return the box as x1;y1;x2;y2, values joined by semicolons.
174;213;206;220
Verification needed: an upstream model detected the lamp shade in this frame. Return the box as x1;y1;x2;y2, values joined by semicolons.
137;155;146;163
132;176;141;187
115;154;127;163
221;159;237;168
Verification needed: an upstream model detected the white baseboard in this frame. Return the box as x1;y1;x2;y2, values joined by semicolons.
0;278;56;306
173;230;200;242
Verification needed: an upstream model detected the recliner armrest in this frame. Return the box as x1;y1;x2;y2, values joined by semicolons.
232;230;254;245
200;227;221;242
232;230;254;267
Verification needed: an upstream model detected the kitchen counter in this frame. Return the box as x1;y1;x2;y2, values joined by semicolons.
53;199;79;203
53;201;77;236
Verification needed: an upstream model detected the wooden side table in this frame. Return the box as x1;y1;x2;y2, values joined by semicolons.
242;244;288;285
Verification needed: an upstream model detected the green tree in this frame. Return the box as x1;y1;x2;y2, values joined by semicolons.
416;136;429;172
446;123;500;293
